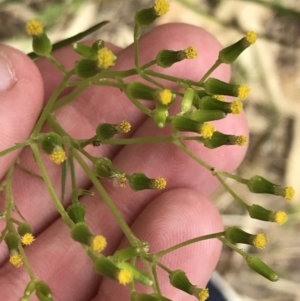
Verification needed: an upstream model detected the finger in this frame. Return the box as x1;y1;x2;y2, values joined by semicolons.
97;188;223;301
0;45;44;179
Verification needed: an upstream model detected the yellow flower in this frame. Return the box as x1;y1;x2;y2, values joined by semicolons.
10;253;23;268
158;89;173;105
246;31;257;44
184;46;198;59
284;186;295;201
154;0;170;16
213;95;225;101
97;47;116;69
235;135;247;146
154;177;167;189
252;233;268;249
118;269;133;285
230;100;243;114
274;211;288;225
118;120;131;133
91;235;107;252
200;123;216;139
21;233;35;246
198;288;209;301
49;149;67;165
237;85;250;100
26;19;44;36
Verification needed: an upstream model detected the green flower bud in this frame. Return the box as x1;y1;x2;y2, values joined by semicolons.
113;246;143;262
198;96;243;114
73;43;96;59
169;270;194;294
131;292;172;301
247;204;288;225
93;255;120;279
39;133;62;155
67;203;86;223
93;157;120;178
180;88;194;113
128;172;167;191
219;31;257;64
153;108;168;128
245;256;279;282
74;58;99;78
225;227;268;249
127;81;156;101
24;279;38;297
96;123;118;140
5;232;19;251
156;49;186;68
187;110;226;123
19;297;30;301
70;222;92;245
204;78;250;100
17;223;33;237
192;287;210;301
246;176;295;201
91;39;105;52
32;32;52;56
35;281;53;301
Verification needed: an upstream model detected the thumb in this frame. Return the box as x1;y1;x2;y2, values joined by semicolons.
0;45;44;178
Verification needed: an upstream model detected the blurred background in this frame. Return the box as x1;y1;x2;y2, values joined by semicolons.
0;0;299;300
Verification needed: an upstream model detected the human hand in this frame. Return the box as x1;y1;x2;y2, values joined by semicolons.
0;23;248;301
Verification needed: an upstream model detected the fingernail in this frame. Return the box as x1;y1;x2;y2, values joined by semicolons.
0;53;15;91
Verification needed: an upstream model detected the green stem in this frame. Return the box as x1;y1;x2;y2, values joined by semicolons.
73;150;139;246
0;141;31;158
156;261;172;274
151;264;161;295
199;59;222;84
46;54;67;74
219;237;247;259
30;144;73;227
32;71;73;135
18;243;37;279
134;24;140;69
141;60;157;70
69;148;78;203
101;136;175;145
156;231;225;258
216;170;249;184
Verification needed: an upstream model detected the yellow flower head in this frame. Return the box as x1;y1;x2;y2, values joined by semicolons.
273;211;288;225
118;269;133;285
253;233;268;249
213;95;225;101
49;149;67;165
112;173;127;188
26;19;44;36
158;89;173;105
230;100;243;114
9;253;23;268
154;0;170;16
284;186;295;201
97;47;116;69
154;177;167;189
198;288;209;301
184;46;198;59
246;31;257;44
91;235;107;252
200;123;216;139
21;233;35;246
237;85;250;100
118;120;131;133
235;135;247;146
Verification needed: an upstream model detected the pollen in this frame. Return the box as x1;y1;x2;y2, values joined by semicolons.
200;123;216;139
237;85;250;100
235;135;247;146
21;233;35;246
213;95;225;101
49;149;67;165
97;47;116;69
253;233;268;249
246;31;257;44
118;269;133;285
9;253;23;268
154;177;167;189
230;100;243;114
284;186;295;201
158;89;173;105
198;288;209;301
184;46;198;59
154;0;170;16
273;211;288;225
26;19;44;36
118;120;131;133
91;235;107;252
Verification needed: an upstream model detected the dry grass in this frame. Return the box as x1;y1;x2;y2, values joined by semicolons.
1;0;299;300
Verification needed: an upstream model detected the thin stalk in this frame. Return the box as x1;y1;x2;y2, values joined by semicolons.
216;170;249;184
18;243;37;279
68;148;78;203
219;237;247;258
46;54;67;74
199;59;222;84
0;141;31;158
134;24;140;68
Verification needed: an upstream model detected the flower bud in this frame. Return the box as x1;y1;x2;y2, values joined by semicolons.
225;227;268;249
17;223;35;246
180;88;194;113
113;246;143;262
70;222;92;246
91;39;105;52
128;173;167;191
169;270;193;294
247;176;295;201
93;157;120;178
245;255;279;282
187;110;226;123
247;204;288;225
74;58;99;78
204;78;250;100
35;281;54;301
39;133;62;155
127;81;156;101
24;279;38;297
199;132;247;149
67;203;86;223
198;96;243;114
192;287;210;301
135;0;170;27
96;121;131;140
5;232;20;251
93;255;120;279
218;31;257;64
73;43;95;59
153;108;168;128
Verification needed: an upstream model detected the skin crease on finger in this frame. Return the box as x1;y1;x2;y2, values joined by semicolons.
0;24;248;301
